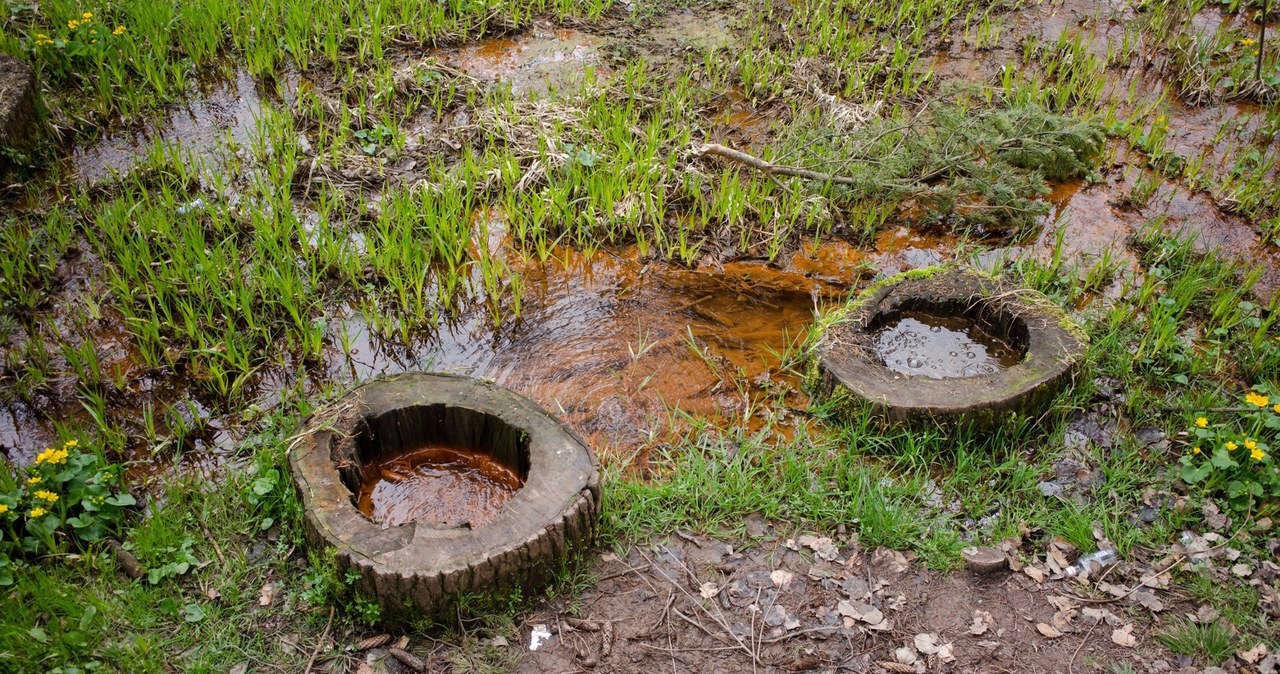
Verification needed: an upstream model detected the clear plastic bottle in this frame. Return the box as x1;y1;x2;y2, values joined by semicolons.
1065;549;1118;578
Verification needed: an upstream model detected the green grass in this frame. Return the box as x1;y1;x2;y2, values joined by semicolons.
1156;619;1239;665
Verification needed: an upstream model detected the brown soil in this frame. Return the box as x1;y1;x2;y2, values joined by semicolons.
507;529;1184;674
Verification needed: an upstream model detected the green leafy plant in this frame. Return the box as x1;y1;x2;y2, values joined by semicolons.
1180;386;1280;511
353;124;394;155
300;549;381;625
141;536;200;585
0;439;135;585
26;11;130;85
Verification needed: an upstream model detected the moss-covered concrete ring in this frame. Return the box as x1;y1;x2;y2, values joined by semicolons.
290;372;600;621
816;267;1086;425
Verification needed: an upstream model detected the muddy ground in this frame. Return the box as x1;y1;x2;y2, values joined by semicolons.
335;517;1279;674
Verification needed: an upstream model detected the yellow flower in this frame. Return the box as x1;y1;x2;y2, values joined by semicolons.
1195;416;1208;428
1245;439;1258;450
1252;448;1267;461
64;439;78;448
113;25;126;36
68;19;79;29
0;504;8;515
1226;441;1238;451
1273;403;1280;414
29;508;46;518
82;11;93;19
36;448;70;465
1245;392;1270;407
34;490;58;503
26;476;42;485
1242;38;1256;47
1192;446;1202;454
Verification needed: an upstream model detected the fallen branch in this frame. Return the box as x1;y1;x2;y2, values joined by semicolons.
695;143;859;187
303;606;335;674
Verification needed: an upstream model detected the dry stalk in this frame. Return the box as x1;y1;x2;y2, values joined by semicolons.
695;143;859;186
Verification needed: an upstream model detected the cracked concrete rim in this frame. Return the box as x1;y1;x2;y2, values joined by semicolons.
290;372;600;621
817;268;1086;425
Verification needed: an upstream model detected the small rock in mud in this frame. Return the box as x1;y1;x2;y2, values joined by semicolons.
1065;411;1122;450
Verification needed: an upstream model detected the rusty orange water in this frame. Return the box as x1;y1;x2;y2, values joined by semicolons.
443;27;607;94
357;445;523;528
328;244;842;463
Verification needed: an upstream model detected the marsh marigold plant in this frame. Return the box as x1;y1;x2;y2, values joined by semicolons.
0;439;135;585
1181;386;1280;511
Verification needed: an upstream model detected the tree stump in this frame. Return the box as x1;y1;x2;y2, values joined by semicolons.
0;55;37;159
291;372;600;623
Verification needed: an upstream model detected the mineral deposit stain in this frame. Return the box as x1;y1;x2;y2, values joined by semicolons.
875;311;1021;379
357;445;523;528
446;28;606;94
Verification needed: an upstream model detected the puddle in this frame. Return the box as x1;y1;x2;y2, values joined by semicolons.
326;245;833;459
1017;167;1280;300
874;311;1022;379
70;69;298;183
357;444;522;528
644;9;737;53
710;87;770;147
445;27;607;94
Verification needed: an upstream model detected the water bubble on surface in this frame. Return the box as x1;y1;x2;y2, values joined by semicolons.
874;311;1021;379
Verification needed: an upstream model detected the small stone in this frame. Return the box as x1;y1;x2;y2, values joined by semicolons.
1038;481;1064;499
962;546;1007;574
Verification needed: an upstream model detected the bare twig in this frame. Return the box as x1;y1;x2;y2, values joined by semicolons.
696;143;859;186
1067;621;1098;674
302;606;335;674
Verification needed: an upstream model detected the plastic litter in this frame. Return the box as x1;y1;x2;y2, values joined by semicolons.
175;198;206;215
529;624;552;651
1065;549;1118;578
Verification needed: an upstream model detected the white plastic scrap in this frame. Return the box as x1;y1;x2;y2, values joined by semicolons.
529;624;552;651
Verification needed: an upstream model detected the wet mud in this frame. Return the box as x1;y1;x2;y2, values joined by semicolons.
356;444;522;529
443;27;607;95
